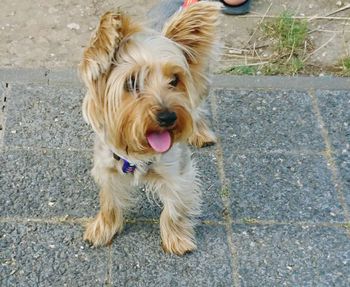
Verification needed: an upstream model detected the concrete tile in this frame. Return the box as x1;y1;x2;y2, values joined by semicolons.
225;153;344;222
214;89;324;151
0;222;108;287
334;151;350;210
0;148;99;218
4;84;93;149
232;224;350;287
110;224;233;287
316;90;350;152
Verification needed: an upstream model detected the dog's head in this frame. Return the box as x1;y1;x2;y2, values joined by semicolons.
79;2;220;156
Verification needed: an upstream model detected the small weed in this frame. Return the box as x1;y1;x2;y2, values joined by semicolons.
223;65;257;75
261;11;312;75
242;218;259;224
342;222;350;231
338;57;350;76
264;11;308;55
220;186;229;197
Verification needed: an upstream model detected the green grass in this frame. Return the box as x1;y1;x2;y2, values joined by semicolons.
242;218;259;224
264;11;308;55
223;65;257;75
221;11;350;77
223;11;311;76
261;11;310;75
338;57;350;76
220;186;229;197
342;222;350;231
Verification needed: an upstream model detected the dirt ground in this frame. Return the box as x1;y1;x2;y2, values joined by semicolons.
0;0;349;75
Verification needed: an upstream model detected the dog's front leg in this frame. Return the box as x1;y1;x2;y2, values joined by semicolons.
159;185;201;255
151;159;201;255
84;165;131;246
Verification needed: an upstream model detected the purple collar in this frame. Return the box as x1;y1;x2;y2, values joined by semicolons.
113;153;136;174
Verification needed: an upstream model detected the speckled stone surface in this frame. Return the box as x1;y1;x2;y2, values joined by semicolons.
316;90;350;152
232;224;350;287
214;89;325;152
0;148;98;218
4;84;93;149
0;222;108;287
223;152;344;222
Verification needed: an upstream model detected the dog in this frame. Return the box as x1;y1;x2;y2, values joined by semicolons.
79;1;220;255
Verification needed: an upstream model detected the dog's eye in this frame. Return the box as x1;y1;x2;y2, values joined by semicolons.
169;74;179;87
125;76;139;93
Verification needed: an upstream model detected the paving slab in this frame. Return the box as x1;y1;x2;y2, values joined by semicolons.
110;223;233;287
4;83;93;149
224;153;344;222
214;89;325;152
232;224;350;287
334;151;350;210
0;222;108;287
316;90;350;152
0;148;98;218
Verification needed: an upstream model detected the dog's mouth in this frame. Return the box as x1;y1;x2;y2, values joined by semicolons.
146;130;172;153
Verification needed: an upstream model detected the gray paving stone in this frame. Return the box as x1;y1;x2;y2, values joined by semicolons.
316;90;350;152
335;151;350;210
225;153;344;222
0;148;99;218
4;84;93;149
0;222;108;287
110;223;233;287
214;89;324;151
232;224;350;287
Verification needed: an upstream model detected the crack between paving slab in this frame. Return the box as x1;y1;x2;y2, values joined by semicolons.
210;91;241;287
4;145;93;153
308;89;350;236
0;216;225;226
1;215;347;229
106;245;112;287
5;144;323;156
1;82;10;150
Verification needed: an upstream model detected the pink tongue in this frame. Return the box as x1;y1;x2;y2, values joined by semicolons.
146;131;171;153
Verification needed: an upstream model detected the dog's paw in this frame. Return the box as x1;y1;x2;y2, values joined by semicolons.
188;128;217;148
162;232;197;255
83;213;121;246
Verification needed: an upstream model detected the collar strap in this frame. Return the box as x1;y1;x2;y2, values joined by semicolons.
113;153;136;174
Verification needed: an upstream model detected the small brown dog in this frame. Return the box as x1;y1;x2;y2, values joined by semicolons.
79;2;220;255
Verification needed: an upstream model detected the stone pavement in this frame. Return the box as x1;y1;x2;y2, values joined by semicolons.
0;69;350;286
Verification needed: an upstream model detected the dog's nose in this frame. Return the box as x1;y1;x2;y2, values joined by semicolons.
157;111;177;127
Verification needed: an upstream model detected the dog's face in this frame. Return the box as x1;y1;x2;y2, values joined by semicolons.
80;3;220;157
104;34;195;155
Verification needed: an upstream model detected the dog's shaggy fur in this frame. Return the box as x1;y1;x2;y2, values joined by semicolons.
79;2;220;255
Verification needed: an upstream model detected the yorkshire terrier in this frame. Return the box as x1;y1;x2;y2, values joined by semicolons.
79;1;220;255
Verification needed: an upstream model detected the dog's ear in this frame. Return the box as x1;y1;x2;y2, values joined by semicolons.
79;10;140;132
162;2;220;66
79;10;140;89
